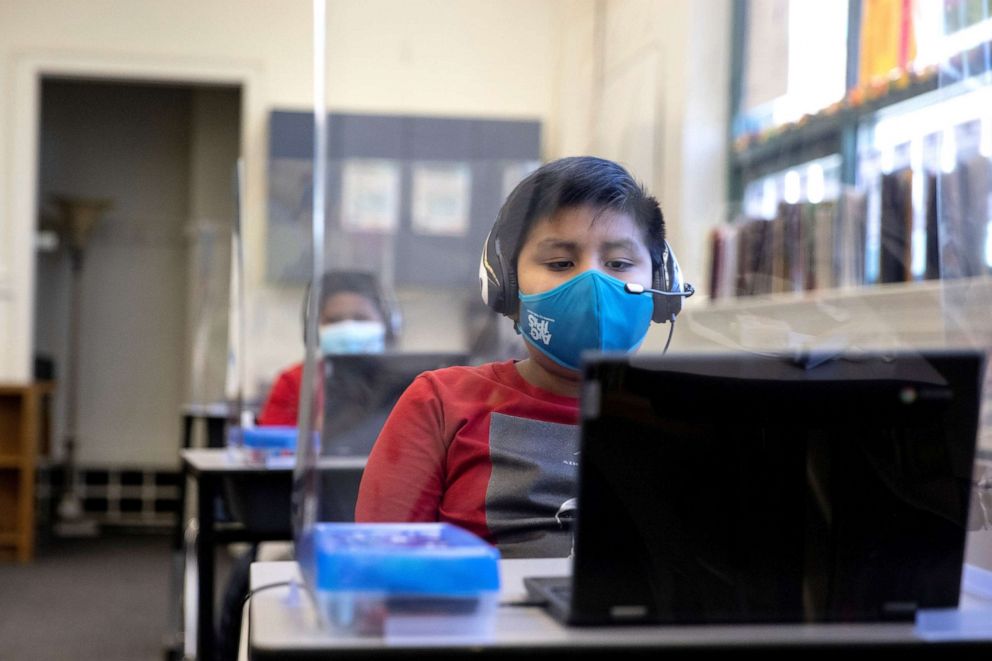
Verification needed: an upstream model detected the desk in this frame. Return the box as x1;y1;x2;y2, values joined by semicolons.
166;405;236;660
247;560;992;660
181;402;232;448
173;403;233;556
180;448;366;661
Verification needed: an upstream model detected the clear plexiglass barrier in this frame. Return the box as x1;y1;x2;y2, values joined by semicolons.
279;0;992;634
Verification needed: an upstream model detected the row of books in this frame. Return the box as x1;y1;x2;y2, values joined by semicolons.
709;156;992;300
708;193;868;300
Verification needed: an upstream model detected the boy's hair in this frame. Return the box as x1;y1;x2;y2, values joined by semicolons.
318;270;384;313
482;156;666;317
303;270;399;342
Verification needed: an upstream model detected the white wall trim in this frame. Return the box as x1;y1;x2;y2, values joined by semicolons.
3;49;264;383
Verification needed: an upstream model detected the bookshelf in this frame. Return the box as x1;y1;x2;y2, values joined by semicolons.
730;70;941;195
677;277;991;351
720;1;992;303
670;276;992;459
0;382;55;562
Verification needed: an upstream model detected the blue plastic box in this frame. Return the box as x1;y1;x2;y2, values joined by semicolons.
229;425;298;466
305;522;501;638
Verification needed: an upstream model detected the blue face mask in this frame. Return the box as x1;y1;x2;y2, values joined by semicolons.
319;320;386;355
517;270;653;371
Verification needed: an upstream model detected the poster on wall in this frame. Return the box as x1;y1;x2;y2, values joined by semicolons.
411;162;472;237
340;159;401;233
266;111;541;286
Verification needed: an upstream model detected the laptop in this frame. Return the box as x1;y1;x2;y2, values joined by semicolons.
525;349;985;625
320;351;468;456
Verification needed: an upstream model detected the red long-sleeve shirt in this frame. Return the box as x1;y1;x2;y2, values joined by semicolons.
257;363;304;427
355;360;580;558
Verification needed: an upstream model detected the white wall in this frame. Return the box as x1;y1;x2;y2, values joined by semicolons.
0;0;562;404
553;0;732;352
3;0;733;420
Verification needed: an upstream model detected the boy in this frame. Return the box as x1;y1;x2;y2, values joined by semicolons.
355;156;691;557
257;269;398;426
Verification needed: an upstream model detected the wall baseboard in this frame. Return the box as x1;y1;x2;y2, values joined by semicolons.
36;463;180;529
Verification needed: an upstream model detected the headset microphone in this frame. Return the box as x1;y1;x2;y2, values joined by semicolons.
623;281;694;354
623;282;696;298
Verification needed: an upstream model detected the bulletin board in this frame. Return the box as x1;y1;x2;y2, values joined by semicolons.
266;111;542;288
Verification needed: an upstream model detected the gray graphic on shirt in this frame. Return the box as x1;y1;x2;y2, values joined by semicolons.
486;413;579;558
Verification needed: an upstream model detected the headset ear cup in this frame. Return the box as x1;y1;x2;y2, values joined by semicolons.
651;241;685;324
390;307;403;342
382;296;401;344
374;280;402;344
651;259;668;324
480;227;510;315
504;259;518;318
666;241;685;321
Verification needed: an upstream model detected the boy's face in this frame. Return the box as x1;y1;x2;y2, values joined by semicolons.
514;204;654;379
516;204;654;298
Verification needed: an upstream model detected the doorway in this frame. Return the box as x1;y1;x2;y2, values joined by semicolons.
33;77;241;528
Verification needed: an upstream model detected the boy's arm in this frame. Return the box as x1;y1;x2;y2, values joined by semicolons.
354;374;447;522
257;367;300;426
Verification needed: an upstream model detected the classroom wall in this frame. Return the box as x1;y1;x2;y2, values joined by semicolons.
553;0;732;352
0;0;731;467
0;0;562;408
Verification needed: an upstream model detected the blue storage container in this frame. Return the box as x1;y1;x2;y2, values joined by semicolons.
229;425;299;466
305;522;501;637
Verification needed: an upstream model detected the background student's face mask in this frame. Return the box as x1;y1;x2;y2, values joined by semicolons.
319;320;387;355
517;270;653;371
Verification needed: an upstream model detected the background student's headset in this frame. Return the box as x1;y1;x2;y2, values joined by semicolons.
301;271;402;345
479;204;695;325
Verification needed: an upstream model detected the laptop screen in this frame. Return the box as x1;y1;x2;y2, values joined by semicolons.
320;351;468;456
570;349;985;624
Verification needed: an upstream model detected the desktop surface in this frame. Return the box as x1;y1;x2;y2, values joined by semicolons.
247;560;992;660
181;448;367;532
180;447;367;472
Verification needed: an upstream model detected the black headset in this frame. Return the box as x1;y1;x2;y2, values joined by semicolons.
479;218;694;324
301;271;402;344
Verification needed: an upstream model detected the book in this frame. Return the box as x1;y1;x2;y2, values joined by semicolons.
813;200;838;291
925;172;941;280
836;188;868;288
879;168;913;284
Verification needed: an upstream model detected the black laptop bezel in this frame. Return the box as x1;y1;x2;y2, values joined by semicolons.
550;349;984;626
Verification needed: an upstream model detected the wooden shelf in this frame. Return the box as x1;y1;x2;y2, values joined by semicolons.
645;276;992;460
696;275;989;311
0;455;23;468
662;276;992;354
0;382;55;563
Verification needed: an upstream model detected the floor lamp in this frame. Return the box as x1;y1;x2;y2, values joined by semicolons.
50;195;112;537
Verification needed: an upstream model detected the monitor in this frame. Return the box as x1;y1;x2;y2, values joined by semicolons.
320;351;469;456
566;349;984;624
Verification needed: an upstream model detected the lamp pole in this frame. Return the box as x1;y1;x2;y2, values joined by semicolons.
52;195;111;537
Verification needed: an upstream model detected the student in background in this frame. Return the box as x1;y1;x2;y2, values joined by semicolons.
218;270;398;661
355;156;691;558
256;269;398;426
